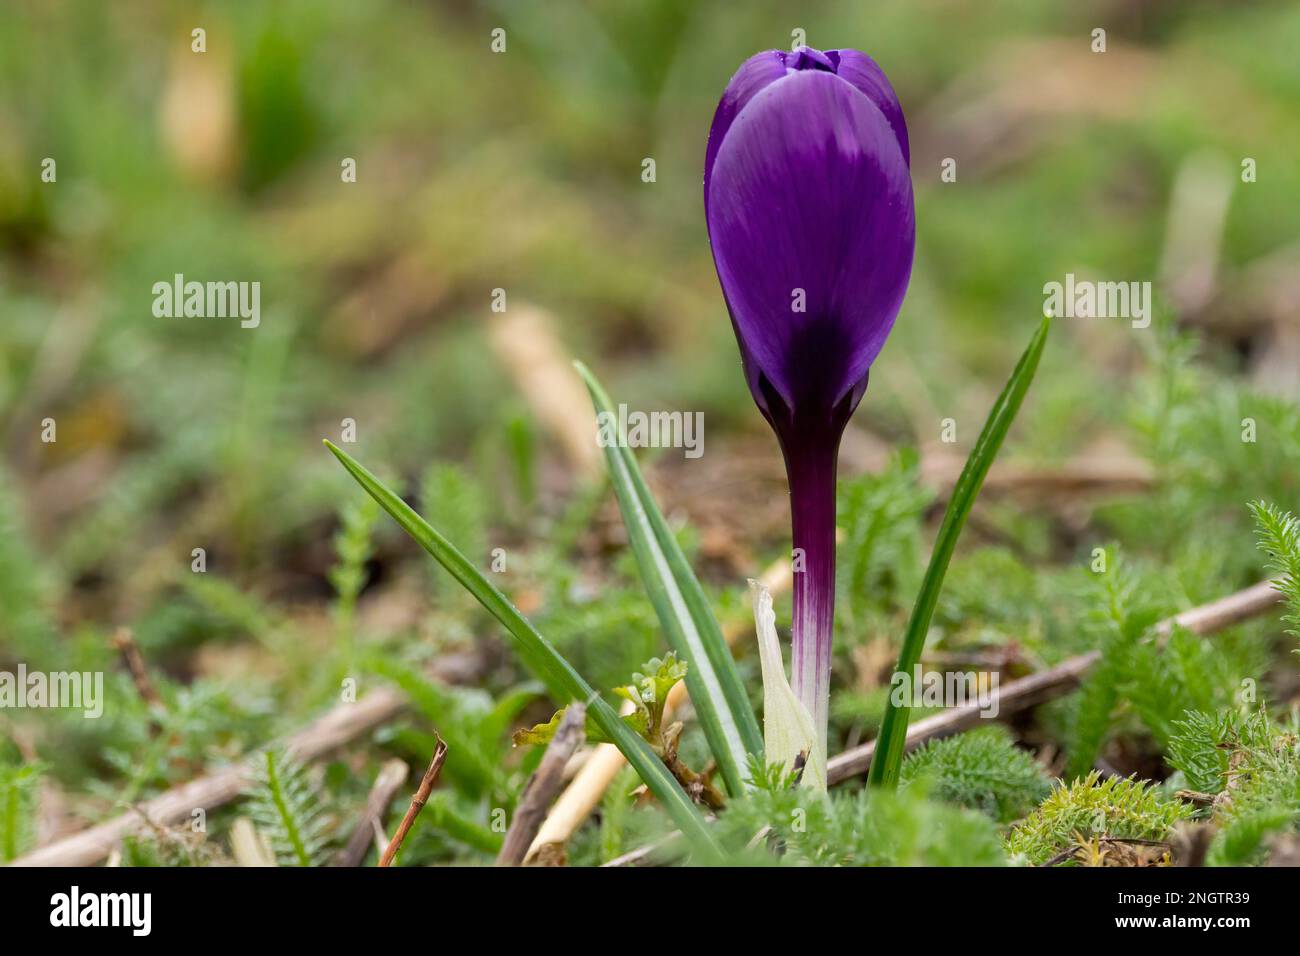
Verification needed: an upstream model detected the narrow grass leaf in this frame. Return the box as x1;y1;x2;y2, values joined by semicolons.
323;440;721;861
575;362;763;795
869;316;1050;789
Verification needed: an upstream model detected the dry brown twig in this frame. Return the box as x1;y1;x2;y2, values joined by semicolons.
335;758;410;867
379;737;448;868
109;627;162;708
827;579;1280;783
497;702;588;866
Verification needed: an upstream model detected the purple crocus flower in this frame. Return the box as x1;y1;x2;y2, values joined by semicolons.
705;46;914;774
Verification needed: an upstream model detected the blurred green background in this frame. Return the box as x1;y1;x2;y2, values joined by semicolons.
2;1;1299;863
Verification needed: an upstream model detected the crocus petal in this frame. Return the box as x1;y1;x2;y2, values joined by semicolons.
704;48;910;215
707;69;914;414
703;50;788;215
750;579;826;791
825;50;909;166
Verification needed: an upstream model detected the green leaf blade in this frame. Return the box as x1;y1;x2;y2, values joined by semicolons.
869;315;1051;789
573;364;763;796
322;440;721;861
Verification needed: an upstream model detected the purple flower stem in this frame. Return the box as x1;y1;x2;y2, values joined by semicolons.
779;422;842;764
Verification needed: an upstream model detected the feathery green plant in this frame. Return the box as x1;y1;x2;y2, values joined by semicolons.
246;749;332;867
1126;623;1244;750
1006;772;1194;865
329;493;380;645
1165;709;1300;865
835;449;930;640
1250;500;1300;649
718;779;1007;866
598;766;639;864
900;726;1052;823
1065;554;1160;780
1168;708;1273;796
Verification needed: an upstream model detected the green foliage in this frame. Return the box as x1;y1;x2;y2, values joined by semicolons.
1250;500;1300;648
237;16;319;191
1126;624;1244;750
0;468;56;663
5;1;1300;871
502;410;538;510
718;783;1007;866
1116;327;1300;584
870;315;1050;789
1006;772;1195;865
326;441;722;861
513;653;689;750
1066;555;1164;779
329;493;380;640
0;758;42;862
576;362;763;797
120;827;215;867
245;749;332;867
900;726;1052;823
613;653;687;740
1168;709;1274;795
746;754;802;794
835;449;930;637
593;766;642;864
91;678;275;805
537;584;661;696
937;546;1042;639
369;653;534;804
1175;712;1300;866
178;573;282;648
416;792;505;858
1061;545;1255;771
420;462;488;600
52;441;215;585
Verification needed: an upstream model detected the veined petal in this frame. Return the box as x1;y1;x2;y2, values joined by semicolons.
703;50;788;215
750;579;825;791
826;49;910;166
704;48;910;215
706;69;914;414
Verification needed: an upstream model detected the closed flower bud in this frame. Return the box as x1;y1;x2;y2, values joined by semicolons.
706;47;915;773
